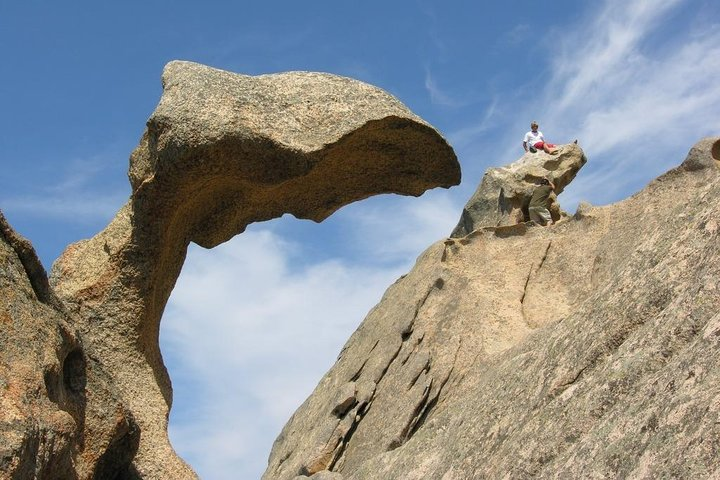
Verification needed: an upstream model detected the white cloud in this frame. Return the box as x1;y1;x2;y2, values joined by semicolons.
572;35;720;156
501;23;530;46
161;230;408;480
548;0;683;113
543;0;718;148
545;0;720;208
447;97;498;148
342;190;462;263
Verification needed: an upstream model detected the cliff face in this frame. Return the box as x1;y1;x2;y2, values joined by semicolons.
267;137;720;479
0;62;459;479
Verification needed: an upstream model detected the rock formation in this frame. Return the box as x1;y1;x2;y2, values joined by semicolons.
266;137;720;479
451;145;587;237
0;212;139;480
0;61;459;479
2;58;719;480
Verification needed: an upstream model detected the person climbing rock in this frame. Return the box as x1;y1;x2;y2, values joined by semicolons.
523;121;558;154
528;178;555;226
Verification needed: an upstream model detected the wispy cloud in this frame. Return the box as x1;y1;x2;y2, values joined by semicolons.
418;1;448;61
546;0;720;207
424;68;464;107
343;190;462;263
0;192;126;222
548;0;683;112
447;97;498;148
0;153;128;222
567;33;720;157
478;0;720;211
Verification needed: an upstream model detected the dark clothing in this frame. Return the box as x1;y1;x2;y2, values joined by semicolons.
529;185;553;209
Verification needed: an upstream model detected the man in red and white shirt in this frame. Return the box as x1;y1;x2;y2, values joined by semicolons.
523;121;558;154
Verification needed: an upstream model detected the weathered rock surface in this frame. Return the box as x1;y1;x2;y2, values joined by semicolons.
0;212;139;480
451;144;587;237
4;57;719;479
0;61;459;478
266;137;720;479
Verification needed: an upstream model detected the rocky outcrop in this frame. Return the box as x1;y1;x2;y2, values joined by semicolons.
266;137;720;479
451;144;587;237
0;212;139;480
0;61;459;479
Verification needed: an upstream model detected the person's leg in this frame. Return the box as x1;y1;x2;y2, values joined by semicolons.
529;207;552;225
535;141;557;154
540;207;553;224
529;207;541;224
543;143;558;154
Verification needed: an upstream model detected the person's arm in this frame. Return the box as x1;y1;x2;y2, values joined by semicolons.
523;141;528;152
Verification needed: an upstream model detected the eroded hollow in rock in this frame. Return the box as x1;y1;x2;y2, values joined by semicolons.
712;139;720;161
63;348;87;396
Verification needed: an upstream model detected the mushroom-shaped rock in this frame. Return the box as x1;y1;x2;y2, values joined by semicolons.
49;61;459;478
451;144;586;237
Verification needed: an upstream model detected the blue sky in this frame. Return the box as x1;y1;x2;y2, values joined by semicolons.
2;1;719;478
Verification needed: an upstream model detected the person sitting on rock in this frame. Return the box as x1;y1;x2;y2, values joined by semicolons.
523;121;558;155
528;178;556;226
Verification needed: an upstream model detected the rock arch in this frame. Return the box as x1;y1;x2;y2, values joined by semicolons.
48;61;460;477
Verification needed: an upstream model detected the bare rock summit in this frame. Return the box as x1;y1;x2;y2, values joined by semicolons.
451;144;587;237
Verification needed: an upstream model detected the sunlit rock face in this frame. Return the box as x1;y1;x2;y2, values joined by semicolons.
269;137;720;480
0;61;459;479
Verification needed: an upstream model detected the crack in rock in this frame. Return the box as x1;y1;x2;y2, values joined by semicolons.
521;240;552;325
319;278;445;473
